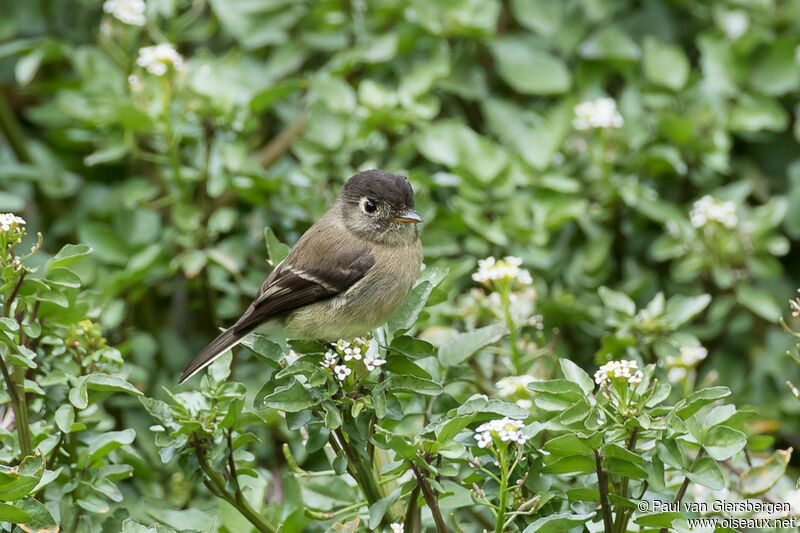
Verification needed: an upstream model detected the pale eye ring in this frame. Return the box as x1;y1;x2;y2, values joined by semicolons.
360;197;377;214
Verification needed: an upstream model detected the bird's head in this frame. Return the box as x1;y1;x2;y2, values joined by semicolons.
338;170;422;245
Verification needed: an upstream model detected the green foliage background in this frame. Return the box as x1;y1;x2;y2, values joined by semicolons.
2;0;800;531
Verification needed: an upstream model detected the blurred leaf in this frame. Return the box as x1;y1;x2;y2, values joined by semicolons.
491;36;571;95
739;449;791;497
643;37;689;90
438;323;506;367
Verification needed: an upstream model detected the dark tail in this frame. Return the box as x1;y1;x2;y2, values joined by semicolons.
179;327;243;383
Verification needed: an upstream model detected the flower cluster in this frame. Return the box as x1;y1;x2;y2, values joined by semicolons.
496;375;535;409
573;97;624;130
0;213;25;234
790;289;800;318
474;417;528;448
319;337;385;382
472;256;532;285
689;195;737;229
136;44;186;76
594;360;643;387
103;0;145;26
666;345;708;383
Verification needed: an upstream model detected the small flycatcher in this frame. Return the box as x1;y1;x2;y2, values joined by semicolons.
180;169;423;383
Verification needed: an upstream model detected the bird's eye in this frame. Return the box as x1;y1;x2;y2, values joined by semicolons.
361;198;377;214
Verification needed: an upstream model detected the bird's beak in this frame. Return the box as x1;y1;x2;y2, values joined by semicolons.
393;210;423;224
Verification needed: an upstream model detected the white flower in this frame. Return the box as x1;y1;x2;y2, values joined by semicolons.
353;337;368;347
364;353;386;372
594;360;641;386
679;346;708;367
668;367;688;383
103;0;145;26
390;524;404;533
791;290;800;318
573;97;623;130
496;375;535;397
334;365;351;381
334;339;350;351
320;350;338;368
343;346;362;361
475;431;493;448
136;44;185;76
689;195;737;229
0;213;25;233
474;417;528;447
515;399;532;409
472;256;533;285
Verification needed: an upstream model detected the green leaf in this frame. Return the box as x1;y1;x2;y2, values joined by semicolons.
54;404;74;433
739;449;791;497
491;36;571;95
86;374;142;396
643;37;689;90
559;359;594;395
15;498;56;529
0;502;30;523
579;26;640;60
676;387;730;419
260;379;317;412
83;429;136;466
387;265;447;333
543;455;595;475
368;487;401;529
522;512;595;533
264;227;290;265
438;323;506;366
602;457;647;479
598;286;636;316
543;434;596;456
0;457;43;501
634;512;684;528
687;456;725;490
45;244;92;272
735;285;781;321
750;38;800;96
416;121;507;181
663;294;711;327
387;375;443;396
703;426;746;461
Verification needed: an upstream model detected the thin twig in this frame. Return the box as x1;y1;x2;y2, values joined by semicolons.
659;449;705;533
257;112;308;170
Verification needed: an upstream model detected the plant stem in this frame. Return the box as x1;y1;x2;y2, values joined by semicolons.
332;428;383;506
410;462;449;533
403;484;420;533
498;285;521;373
0;351;32;458
494;446;508;533
595;450;613;533
658;448;705;533
194;438;277;533
0;90;31;163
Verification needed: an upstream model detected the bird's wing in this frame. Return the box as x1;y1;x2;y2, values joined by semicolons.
231;238;374;334
179;220;374;383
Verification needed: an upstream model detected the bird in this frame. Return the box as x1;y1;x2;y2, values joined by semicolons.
179;169;424;383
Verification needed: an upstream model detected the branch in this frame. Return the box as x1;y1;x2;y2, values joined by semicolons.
194;436;277;533
594;451;613;533
410;461;449;533
659;448;705;533
257;113;307;170
0;89;31;163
